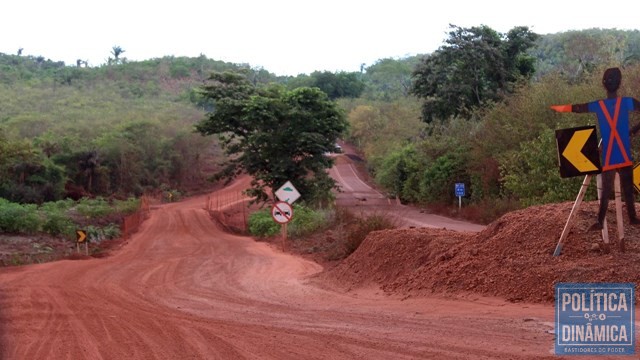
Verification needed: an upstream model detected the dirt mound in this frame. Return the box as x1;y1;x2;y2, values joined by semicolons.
322;201;640;303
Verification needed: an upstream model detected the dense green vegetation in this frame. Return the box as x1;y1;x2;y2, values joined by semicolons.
347;27;640;222
248;205;331;238
248;205;397;259
411;25;539;122
0;54;280;203
3;26;640;227
0;196;137;239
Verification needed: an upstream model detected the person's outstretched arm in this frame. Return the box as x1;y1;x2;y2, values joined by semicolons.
550;103;589;113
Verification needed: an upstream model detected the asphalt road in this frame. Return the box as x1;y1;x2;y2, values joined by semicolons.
328;154;485;233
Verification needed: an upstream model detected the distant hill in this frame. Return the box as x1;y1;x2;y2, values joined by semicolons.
2;27;639;203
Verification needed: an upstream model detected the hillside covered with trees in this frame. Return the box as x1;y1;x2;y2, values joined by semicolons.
2;27;640;223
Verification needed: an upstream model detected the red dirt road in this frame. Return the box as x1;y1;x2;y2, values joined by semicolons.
0;181;559;359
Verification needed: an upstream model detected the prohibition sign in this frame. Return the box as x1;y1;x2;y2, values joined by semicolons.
271;201;293;224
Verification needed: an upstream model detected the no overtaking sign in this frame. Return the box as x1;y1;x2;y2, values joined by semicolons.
271;201;293;224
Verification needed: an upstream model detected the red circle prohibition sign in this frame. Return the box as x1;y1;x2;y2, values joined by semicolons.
271;201;294;224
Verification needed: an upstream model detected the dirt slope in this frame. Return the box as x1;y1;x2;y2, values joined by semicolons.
322;201;640;303
0;178;560;359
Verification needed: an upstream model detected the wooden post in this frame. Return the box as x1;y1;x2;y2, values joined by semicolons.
614;172;625;252
76;242;80;254
85;242;89;256
242;198;247;231
596;174;610;253
282;223;287;252
554;174;592;256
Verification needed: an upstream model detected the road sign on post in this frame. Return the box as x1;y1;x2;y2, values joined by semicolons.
275;181;301;204
555;126;601;178
455;183;465;209
76;230;87;243
633;163;640;193
271;201;293;224
76;230;88;255
271;201;294;252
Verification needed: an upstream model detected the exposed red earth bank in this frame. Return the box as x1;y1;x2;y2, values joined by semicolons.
1;150;638;359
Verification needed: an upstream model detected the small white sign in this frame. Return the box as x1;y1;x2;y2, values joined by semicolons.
275;181;301;204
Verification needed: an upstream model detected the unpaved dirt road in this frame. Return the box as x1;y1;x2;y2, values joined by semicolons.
0;177;561;359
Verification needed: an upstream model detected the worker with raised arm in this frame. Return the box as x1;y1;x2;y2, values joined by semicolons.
551;67;640;230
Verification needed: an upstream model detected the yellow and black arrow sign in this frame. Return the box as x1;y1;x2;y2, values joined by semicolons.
76;230;87;243
555;126;601;178
633;163;640;193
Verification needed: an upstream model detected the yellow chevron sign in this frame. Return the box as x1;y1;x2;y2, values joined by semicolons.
555;126;601;178
76;230;87;243
634;163;640;193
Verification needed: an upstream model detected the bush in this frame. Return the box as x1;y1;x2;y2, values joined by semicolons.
82;223;121;243
249;205;333;238
76;197;111;218
42;211;74;237
288;205;330;238
343;212;397;255
0;196;136;238
500;128;595;206
0;200;42;233
374;144;419;200
248;209;280;237
40;199;74;212
321;207;398;260
102;223;121;239
114;197;140;214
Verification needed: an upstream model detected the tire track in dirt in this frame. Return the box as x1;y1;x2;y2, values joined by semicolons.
0;178;557;359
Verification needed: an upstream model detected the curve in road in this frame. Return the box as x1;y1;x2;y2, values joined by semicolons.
0;180;556;359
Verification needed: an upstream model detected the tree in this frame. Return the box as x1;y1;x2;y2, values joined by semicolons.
287;71;365;99
362;57;419;100
0;133;66;203
411;24;539;122
195;71;348;205
109;46;126;65
310;71;365;99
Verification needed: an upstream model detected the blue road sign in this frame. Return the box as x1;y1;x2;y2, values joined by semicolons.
455;183;465;197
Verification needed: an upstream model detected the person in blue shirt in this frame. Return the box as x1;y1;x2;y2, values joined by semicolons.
551;67;640;230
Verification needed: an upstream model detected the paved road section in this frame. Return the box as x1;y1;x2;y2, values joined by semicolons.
328;155;485;233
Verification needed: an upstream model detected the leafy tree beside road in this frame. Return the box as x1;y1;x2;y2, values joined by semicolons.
196;71;348;205
411;25;539;122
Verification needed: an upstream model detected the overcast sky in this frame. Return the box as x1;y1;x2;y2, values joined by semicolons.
3;1;639;76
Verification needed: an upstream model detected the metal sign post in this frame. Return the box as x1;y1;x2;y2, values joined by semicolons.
454;183;465;209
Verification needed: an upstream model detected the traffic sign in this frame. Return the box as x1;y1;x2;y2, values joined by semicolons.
455;183;465;197
634;163;640;193
76;230;87;243
275;181;301;204
271;201;294;224
555;126;601;178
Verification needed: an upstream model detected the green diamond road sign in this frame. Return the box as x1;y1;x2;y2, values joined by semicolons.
275;181;301;204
